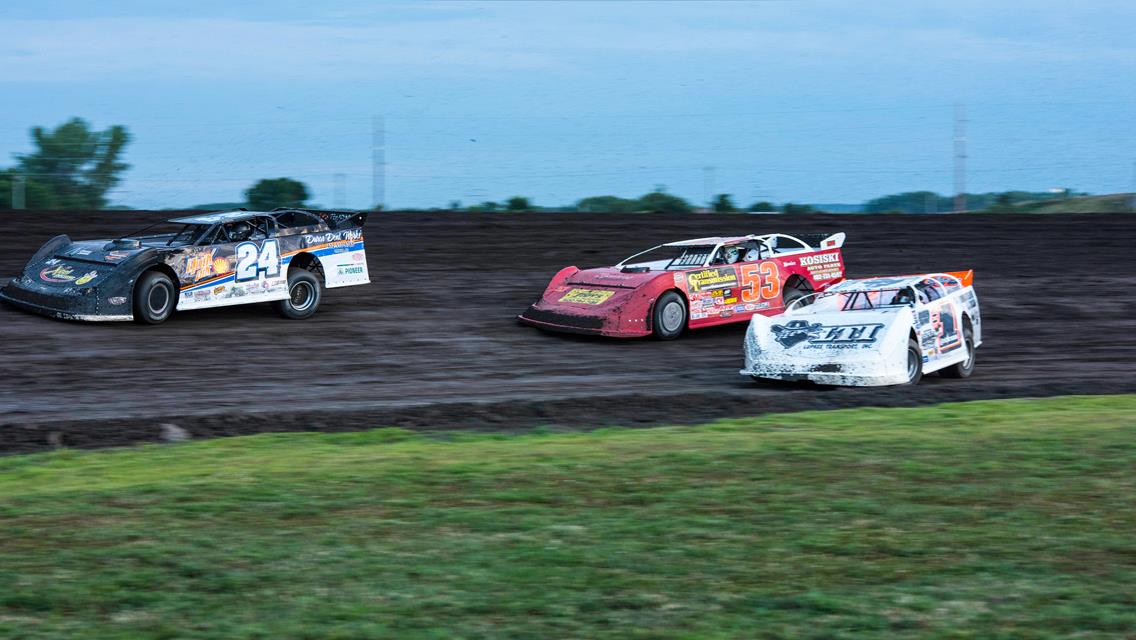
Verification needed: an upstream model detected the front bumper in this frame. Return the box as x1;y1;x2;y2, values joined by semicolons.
740;364;908;387
517;305;650;338
0;279;133;322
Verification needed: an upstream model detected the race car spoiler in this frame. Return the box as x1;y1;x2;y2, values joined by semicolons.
275;207;368;230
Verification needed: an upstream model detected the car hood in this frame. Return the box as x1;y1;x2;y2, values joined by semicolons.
21;237;152;289
565;266;671;289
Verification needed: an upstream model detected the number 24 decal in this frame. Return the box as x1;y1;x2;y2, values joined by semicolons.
235;240;281;281
739;262;781;303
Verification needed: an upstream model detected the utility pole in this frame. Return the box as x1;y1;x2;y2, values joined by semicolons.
953;104;967;213
702;165;716;208
333;173;347;209
372;115;386;210
12;173;26;210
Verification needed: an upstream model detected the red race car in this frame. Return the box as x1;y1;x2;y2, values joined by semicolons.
519;232;846;339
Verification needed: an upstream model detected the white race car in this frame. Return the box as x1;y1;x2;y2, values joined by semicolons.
740;271;982;386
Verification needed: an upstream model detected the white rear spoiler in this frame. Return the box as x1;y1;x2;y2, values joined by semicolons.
819;232;845;250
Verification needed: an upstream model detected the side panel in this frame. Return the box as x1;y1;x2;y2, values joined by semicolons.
678;248;845;330
175;240;289;310
292;229;369;288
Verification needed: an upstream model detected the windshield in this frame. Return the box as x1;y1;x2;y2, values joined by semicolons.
619;245;716;271
789;288;916;313
123;221;211;247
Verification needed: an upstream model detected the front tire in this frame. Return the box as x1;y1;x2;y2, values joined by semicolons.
905;338;923;385
940;326;976;378
133;271;176;324
651;291;687;340
273;270;322;319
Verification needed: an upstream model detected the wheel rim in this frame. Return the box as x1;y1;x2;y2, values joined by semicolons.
907;348;919;381
962;338;974;370
147;284;170;316
290;281;315;311
660;300;684;333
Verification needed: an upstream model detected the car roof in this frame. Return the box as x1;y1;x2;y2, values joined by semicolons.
664;236;754;247
168;210;271;225
830;275;944;291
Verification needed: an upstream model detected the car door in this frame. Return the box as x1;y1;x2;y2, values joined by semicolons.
177;217;283;309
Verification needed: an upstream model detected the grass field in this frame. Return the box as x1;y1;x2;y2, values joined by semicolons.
2;396;1134;639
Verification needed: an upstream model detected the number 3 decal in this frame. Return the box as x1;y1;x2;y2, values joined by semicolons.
235;240;281;282
739;262;782;303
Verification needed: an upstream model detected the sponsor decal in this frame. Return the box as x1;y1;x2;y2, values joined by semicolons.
691;312;707;320
336;264;365;276
186;249;218;281
725;297;737;305
673;272;685;288
559;288;614;305
212;256;230;274
104;251;130;261
74;270;98;286
799;252;840;266
213;286;226;295
772;320;885;348
687;267;739;292
304;229;363;246
69;247;93;256
352;253;365;262
108;296;127;305
734;305;747;313
40;265;76;282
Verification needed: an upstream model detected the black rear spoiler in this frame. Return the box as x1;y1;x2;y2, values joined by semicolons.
274;207;368;230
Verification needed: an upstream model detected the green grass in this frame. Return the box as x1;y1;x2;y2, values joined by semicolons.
2;396;1135;639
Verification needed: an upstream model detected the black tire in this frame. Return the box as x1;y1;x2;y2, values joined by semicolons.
133;271;176;324
651;291;687;340
273;270;322;320
905;338;923;385
940;326;976;378
782;282;814;310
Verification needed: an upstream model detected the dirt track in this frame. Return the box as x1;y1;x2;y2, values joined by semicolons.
2;210;1134;453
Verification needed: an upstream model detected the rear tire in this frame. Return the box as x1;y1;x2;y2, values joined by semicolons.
133;271;176;324
905;338;923;385
940;326;976;378
651;291;687;340
273;270;322;319
782;282;814;310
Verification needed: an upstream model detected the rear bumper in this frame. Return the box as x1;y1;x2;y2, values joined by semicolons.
0;281;133;322
517;305;650;338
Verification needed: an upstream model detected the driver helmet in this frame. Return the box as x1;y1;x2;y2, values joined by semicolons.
722;246;740;264
742;247;761;262
229;222;252;241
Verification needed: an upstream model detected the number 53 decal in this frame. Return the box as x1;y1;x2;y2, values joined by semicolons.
738;262;781;303
235;240;281;281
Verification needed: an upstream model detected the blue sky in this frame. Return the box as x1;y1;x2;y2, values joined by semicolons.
1;1;1133;209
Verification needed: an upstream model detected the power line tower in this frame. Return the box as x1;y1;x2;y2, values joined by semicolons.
702;165;716;208
953;104;967;213
333;172;347;209
372;115;386;210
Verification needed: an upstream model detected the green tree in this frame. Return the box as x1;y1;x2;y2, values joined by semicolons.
506;196;532;211
781;202;816;215
0;170;59;210
576;195;638;213
637;188;692;214
245;178;310;210
10;117;130;209
748;201;776;213
712;194;737;213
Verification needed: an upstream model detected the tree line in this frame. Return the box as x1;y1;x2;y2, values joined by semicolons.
1;117;1094;214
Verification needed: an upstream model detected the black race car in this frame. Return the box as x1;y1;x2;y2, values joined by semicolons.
0;208;370;324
